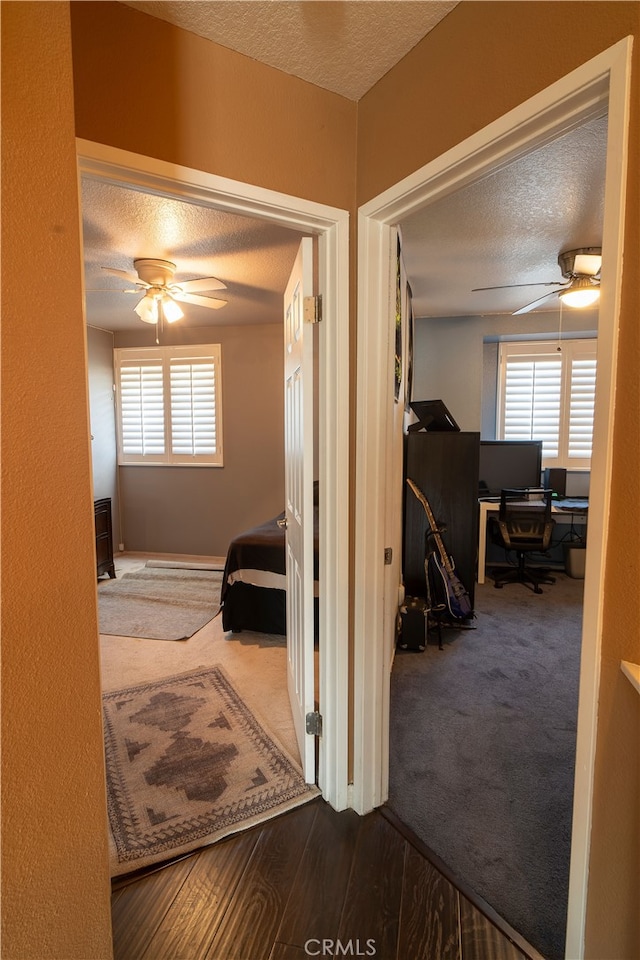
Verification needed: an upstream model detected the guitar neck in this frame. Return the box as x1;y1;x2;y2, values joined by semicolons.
407;478;453;574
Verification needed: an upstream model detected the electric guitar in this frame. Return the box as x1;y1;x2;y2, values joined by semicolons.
406;477;474;622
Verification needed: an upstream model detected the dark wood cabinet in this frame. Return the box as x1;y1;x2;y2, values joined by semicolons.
403;432;480;608
95;497;116;579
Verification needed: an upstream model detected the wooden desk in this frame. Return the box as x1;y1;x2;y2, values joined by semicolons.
477;498;588;584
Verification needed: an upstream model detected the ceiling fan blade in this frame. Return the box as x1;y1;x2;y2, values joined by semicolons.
173;291;228;310
174;277;227;293
513;291;559;315
101;266;146;286
472;281;564;292
86;287;141;293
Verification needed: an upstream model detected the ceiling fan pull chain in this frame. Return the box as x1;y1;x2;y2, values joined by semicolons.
557;299;563;353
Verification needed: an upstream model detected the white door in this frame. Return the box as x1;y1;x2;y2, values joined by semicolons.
284;238;316;782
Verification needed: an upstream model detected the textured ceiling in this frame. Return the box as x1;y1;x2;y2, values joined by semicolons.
82;114;607;332
82;5;607;333
121;0;459;100
400;114;608;318
82;178;305;330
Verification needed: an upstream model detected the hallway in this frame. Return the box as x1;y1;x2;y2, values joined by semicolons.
111;798;542;959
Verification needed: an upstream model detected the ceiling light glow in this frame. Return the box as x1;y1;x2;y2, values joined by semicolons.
161;296;184;323
559;277;600;308
134;294;159;324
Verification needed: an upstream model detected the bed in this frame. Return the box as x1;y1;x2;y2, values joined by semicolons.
220;499;319;636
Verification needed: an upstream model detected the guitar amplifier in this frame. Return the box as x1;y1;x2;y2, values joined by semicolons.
398;596;428;652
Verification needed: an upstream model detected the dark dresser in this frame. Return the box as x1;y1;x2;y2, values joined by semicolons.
94;497;116;579
403;431;480;608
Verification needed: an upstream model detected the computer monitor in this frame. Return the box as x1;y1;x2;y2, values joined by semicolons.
479;440;543;496
409;399;460;432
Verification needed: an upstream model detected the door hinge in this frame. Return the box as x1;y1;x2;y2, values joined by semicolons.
306;711;323;737
304;295;322;324
384;547;393;565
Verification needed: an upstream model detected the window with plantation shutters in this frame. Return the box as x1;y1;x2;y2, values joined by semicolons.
497;339;596;470
114;345;223;466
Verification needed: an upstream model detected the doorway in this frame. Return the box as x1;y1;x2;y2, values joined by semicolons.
77;138;350;810
352;38;632;958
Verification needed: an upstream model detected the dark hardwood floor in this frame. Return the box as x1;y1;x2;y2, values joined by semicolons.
111;799;544;960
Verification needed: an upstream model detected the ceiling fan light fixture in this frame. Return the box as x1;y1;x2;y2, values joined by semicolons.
134;294;159;324
558;247;602;279
558;276;600;308
161;295;184;323
99;258;227;324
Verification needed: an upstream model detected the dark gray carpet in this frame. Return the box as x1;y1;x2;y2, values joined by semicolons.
389;572;584;960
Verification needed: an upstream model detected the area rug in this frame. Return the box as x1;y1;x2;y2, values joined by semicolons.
98;566;223;640
103;665;318;876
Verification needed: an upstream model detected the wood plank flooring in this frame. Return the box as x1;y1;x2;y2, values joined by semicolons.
111;799;544;960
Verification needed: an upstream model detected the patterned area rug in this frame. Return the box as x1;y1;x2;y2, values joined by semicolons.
103;665;317;876
98;566;223;640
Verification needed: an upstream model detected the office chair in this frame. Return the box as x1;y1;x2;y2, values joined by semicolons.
489;488;555;593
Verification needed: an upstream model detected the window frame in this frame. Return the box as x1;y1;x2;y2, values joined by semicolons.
114;343;223;467
497;338;597;471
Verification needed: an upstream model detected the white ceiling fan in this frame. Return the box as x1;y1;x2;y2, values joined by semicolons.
473;247;602;315
97;258;227;324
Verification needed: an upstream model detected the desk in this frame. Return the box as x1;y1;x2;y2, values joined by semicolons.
477;498;588;584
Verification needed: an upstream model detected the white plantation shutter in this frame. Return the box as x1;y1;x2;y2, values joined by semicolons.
115;345;222;466
568;355;597;460
170;358;218;457
503;357;562;458
118;361;165;459
498;340;596;469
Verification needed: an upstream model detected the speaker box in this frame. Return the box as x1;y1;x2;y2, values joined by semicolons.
398;597;428;652
544;467;567;496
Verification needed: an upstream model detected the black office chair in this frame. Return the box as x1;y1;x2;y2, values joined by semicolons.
489;488;555;593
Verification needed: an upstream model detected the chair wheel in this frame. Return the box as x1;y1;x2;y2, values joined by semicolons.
534;586;542;594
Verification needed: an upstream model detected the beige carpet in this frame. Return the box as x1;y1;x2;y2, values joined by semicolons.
104;664;317;876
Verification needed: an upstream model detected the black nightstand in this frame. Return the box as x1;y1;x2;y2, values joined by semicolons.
94;498;116;579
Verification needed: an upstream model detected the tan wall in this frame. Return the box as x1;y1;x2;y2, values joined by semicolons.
1;3;113;957
114;323;286;556
2;4;357;958
358;4;640;958
70;1;357;211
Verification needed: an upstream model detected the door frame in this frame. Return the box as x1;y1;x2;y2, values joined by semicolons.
352;37;633;959
77;139;351;811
